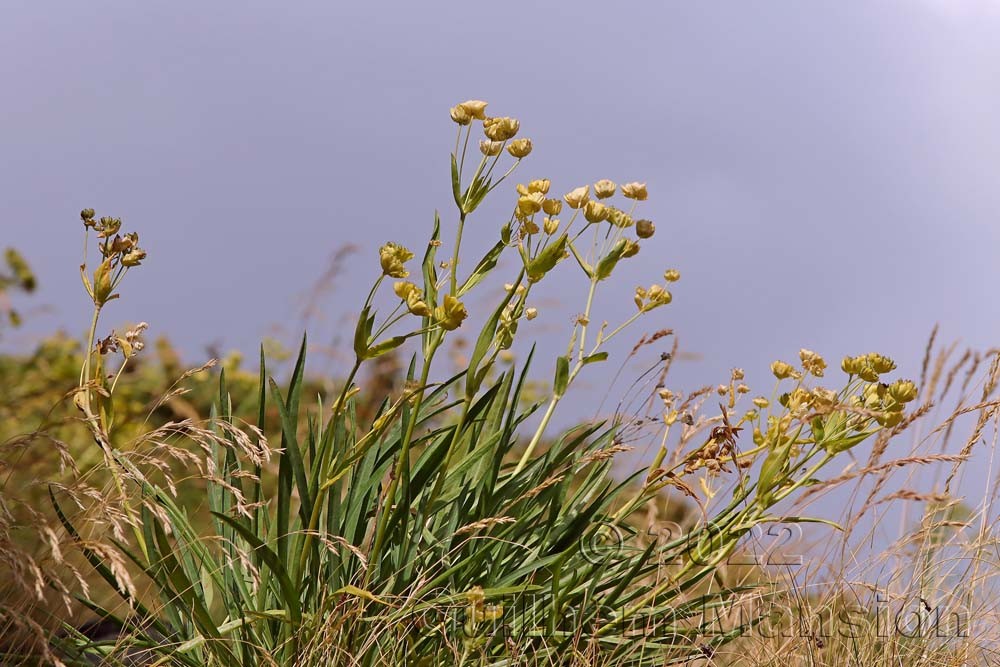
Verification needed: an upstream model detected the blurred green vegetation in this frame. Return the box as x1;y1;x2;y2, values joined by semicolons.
0;247;37;334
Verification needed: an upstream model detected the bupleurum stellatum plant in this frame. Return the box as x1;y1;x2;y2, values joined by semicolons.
39;100;921;666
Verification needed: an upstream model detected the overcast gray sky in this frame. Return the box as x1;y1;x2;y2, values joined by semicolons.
3;2;999;504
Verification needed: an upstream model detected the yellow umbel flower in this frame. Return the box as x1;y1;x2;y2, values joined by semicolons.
517;192;545;216
593;179;616;199
483;116;520;141
479;140;503;156
507;138;533;158
770;360;796;380
542;198;562;216
458;100;488;119
563;186;590;209
583;201;609;223
379;242;414;278
450;105;472;125
799;349;827;377
621;182;648;200
435;295;468;330
393;281;430;317
527;179;550;194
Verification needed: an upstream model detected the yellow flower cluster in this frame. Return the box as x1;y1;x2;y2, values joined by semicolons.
483;117;521;142
799;348;827;377
379;242;414;279
594;179;616;199
434;294;468;330
449;100;488;125
451;99;531;162
564;186;589;209
770;360;800;380
853;377;919;427
514;180;562;233
507;138;532;159
634;283;673;312
620;182;648;200
841;352;897;382
393;280;468;331
393;281;430;317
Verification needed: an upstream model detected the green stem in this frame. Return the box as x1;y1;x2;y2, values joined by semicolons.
450;213;466;296
369;336;440;576
79;304;101;395
578;279;598;361
511;395;558;476
423;399;472;515
513;277;599;476
772;450;834;504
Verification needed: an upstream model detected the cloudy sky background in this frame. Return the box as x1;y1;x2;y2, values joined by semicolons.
4;1;1000;553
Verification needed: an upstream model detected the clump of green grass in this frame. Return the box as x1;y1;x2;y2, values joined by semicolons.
4;99;931;666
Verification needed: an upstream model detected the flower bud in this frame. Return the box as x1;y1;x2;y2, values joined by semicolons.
479;140;503;156
663;269;680;282
525;307;538;320
563;186;590;209
636;219;655;238
634;286;647;310
638;284;671;311
875;410;904;428
543;217;559;234
542;198;562;216
622;239;640;257
620;182;648;200
593;179;616;199
507;138;533;158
